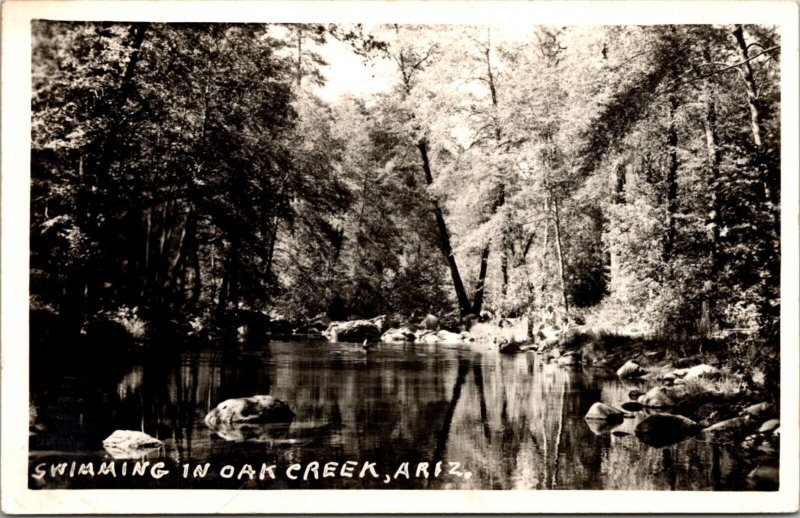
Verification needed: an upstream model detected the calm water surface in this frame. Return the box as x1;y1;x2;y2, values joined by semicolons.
29;340;754;489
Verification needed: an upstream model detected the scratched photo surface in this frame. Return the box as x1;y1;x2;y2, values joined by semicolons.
29;22;781;490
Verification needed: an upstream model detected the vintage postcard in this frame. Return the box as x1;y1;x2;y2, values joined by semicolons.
2;0;798;513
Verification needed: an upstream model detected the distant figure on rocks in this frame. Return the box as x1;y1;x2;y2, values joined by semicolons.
421;314;439;331
361;338;374;351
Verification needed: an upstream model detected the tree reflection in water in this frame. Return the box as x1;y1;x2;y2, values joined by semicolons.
30;341;752;489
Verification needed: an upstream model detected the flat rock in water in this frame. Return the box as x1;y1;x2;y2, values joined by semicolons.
585;402;625;421
205;395;294;427
102;430;163;459
635;413;701;447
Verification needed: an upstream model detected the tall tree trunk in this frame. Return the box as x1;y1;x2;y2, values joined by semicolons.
732;24;780;339
538;195;551;310
662;94;679;263
500;229;510;297
471;183;506;316
417;139;472;316
471;245;491;315
701;54;722;333
476;28;510;310
552;196;569;315
731;25;779;240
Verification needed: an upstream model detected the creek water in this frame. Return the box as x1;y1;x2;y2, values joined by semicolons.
29;339;757;490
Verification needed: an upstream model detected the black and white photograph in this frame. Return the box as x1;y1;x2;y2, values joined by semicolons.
2;0;798;513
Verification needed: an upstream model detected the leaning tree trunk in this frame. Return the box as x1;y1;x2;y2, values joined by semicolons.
417;139;472;316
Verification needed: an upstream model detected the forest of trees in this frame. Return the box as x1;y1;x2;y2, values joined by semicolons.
31;23;781;352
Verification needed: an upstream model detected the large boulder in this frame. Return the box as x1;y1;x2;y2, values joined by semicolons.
102;430;164;459
616;360;646;379
585;402;625;421
323;319;382;343
205;395;294;427
635;413;701;447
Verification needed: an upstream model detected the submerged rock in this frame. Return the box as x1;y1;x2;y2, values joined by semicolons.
616;360;646;379
205;395;294;427
102;430;163;459
635;413;701;447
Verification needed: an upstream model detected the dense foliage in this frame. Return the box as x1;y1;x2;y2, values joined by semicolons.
31;23;781;351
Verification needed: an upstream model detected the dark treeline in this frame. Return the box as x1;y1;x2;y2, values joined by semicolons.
31;23;780;365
